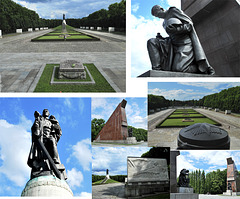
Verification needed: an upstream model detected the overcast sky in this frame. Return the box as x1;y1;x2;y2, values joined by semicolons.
148;82;240;101
12;0;121;19
177;150;240;177
92;98;147;130
0;98;91;197
131;0;181;77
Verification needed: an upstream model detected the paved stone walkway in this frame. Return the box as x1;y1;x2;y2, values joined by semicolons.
92;183;126;199
0;29;125;92
199;194;240;199
148;109;240;150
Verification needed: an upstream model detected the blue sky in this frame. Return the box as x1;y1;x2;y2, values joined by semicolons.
12;0;121;19
148;82;240;100
92;147;150;176
131;0;181;77
0;98;91;198
91;98;147;130
177;150;240;177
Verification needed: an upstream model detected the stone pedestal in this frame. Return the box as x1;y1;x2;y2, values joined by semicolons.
225;110;231;114
170;193;198;199
108;27;115;32
40;27;43;30
97;27;102;30
86;27;89;29
223;190;232;196
16;29;22;33
21;175;73;197
125;137;137;144
138;70;214;77
0;30;2;38
177;187;194;193
35;28;39;31
90;27;94;30
125;157;169;197
28;28;33;32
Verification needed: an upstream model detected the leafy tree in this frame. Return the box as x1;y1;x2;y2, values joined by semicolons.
91;118;105;141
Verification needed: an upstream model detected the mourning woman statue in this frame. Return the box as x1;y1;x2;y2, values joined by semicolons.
147;5;215;75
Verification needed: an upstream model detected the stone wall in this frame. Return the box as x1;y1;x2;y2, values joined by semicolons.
95;99;128;141
182;0;240;76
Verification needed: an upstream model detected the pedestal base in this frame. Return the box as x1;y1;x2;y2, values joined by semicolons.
177;187;194;193
21;175;73;197
125;181;169;197
170;193;198;199
138;70;214;77
126;137;137;144
223;190;240;196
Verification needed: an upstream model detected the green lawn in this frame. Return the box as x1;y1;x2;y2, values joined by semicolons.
31;25;99;41
34;64;115;92
92;179;119;185
157;118;220;128
169;114;205;118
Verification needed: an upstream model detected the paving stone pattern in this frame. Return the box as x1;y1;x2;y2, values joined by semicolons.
0;29;126;92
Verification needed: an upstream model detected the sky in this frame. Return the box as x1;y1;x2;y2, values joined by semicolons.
12;0;121;19
148;82;240;101
177;150;240;177
131;0;181;77
0;98;91;198
92;98;147;130
92;147;150;176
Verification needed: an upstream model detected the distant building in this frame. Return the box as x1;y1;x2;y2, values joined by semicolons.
181;0;240;76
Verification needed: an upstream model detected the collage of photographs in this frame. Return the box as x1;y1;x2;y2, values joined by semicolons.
0;0;239;199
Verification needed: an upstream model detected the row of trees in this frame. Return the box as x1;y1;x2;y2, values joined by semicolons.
148;86;240;113
67;0;126;30
91;118;147;141
189;169;227;194
92;174;126;183
0;0;61;34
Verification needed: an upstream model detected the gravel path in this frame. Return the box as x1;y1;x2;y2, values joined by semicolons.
92;183;126;199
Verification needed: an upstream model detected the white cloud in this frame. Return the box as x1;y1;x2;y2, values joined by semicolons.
91;98;108;111
0;120;31;187
67;138;92;171
92;147;150;176
64;98;72;109
132;3;139;12
76;192;92;199
131;14;167;77
67;168;84;189
167;0;181;9
177;154;197;176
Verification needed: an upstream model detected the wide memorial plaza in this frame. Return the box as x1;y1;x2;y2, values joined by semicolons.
0;27;126;92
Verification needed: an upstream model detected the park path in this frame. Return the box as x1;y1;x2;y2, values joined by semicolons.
0;29;125;92
92;183;126;199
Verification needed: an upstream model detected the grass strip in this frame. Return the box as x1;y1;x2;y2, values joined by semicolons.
34;64;115;92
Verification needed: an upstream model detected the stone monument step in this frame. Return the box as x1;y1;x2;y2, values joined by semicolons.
138;70;217;77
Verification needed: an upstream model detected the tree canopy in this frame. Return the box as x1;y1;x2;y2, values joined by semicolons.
148;86;240;113
0;0;61;34
67;0;126;30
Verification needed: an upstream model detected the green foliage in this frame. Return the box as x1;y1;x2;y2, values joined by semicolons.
128;125;147;142
0;0;61;34
141;147;170;165
148;86;240;113
189;169;227;194
34;64;115;92
92;174;126;183
91;118;105;142
67;0;126;31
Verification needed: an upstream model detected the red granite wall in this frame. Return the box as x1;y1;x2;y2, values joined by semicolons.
95;99;128;141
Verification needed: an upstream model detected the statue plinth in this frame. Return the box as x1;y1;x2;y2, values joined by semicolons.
21;176;73;197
